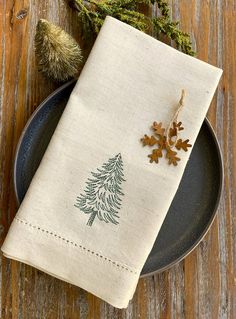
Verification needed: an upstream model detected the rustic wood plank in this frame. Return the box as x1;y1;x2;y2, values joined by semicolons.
1;0;235;318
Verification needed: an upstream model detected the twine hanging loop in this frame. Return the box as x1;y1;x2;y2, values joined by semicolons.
166;89;186;148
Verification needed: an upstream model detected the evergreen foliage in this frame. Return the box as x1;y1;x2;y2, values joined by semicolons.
69;0;195;56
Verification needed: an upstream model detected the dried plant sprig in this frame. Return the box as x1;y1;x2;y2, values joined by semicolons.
35;19;83;82
69;0;195;56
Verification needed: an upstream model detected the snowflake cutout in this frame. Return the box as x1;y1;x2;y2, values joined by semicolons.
141;121;192;166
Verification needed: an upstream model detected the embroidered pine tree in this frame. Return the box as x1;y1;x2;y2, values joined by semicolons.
74;153;125;226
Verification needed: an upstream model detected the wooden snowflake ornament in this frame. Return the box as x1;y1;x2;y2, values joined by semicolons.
141;90;192;166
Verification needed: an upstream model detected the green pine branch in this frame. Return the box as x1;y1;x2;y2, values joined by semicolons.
69;0;195;56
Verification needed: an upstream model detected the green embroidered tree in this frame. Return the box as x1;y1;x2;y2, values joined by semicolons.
74;153;125;226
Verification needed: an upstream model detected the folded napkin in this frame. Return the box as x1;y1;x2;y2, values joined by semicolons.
2;16;222;308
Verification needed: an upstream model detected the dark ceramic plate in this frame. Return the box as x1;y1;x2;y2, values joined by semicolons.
14;80;223;277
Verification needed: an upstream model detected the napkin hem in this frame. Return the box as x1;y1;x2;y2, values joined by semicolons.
14;217;138;274
1;216;140;308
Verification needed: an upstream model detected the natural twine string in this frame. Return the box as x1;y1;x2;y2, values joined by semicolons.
166;89;185;148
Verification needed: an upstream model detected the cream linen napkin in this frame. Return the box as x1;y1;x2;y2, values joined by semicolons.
2;16;222;308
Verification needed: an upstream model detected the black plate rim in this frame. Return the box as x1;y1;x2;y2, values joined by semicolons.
13;80;224;277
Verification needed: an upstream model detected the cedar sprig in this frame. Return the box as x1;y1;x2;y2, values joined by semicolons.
152;17;195;56
69;0;195;56
151;0;169;18
69;0;149;33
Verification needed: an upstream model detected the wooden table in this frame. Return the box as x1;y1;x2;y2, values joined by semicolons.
0;1;235;318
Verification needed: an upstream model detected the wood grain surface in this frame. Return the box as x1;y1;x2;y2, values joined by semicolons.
0;0;235;318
